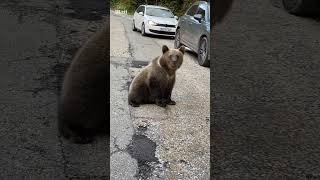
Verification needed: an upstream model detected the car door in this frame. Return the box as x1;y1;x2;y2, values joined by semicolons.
134;6;144;30
178;14;188;45
183;4;199;48
190;4;208;51
137;6;145;29
133;6;139;29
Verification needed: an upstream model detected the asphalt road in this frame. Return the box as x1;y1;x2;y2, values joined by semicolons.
212;0;320;178
0;0;108;178
110;11;210;179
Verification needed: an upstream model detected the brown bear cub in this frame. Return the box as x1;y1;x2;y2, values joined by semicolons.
128;45;185;108
58;22;109;144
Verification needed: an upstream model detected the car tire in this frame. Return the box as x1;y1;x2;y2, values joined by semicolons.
282;0;320;15
141;23;146;36
132;20;137;31
174;29;183;48
198;36;209;67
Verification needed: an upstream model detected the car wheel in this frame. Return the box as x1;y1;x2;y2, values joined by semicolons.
174;29;182;48
282;0;320;15
141;23;146;36
198;36;209;67
132;20;137;31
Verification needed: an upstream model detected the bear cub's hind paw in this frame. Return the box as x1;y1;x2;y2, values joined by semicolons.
167;100;176;105
129;100;140;107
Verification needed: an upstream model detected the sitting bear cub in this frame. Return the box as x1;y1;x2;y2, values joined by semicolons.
128;45;185;108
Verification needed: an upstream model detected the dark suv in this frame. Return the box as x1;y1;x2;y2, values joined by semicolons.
174;1;210;67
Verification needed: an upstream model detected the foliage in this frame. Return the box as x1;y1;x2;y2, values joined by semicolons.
111;0;208;16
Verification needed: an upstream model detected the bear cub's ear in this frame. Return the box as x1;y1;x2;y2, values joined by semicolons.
162;45;169;54
179;46;185;54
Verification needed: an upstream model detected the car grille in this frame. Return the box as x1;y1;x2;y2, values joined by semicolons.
149;29;175;35
156;24;176;28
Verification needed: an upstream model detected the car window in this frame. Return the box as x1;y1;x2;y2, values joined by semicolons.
136;6;141;13
186;4;199;16
136;6;144;14
146;8;174;18
196;6;206;20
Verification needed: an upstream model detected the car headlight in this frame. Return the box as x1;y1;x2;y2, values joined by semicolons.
148;20;157;26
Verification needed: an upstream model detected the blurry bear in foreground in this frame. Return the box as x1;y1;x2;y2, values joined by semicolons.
58;20;109;144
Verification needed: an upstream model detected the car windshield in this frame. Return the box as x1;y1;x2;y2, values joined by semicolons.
146;7;174;18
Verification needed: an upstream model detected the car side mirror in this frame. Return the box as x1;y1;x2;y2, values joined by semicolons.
174;16;178;20
193;14;202;23
138;12;143;16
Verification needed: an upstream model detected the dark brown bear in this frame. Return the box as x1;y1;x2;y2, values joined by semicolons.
128;45;185;108
58;21;109;144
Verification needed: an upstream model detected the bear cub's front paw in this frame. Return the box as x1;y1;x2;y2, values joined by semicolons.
156;99;167;108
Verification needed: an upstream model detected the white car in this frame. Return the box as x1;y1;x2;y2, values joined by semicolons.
132;5;178;37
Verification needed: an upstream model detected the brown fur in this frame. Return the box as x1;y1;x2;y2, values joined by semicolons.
58;20;109;144
128;45;185;108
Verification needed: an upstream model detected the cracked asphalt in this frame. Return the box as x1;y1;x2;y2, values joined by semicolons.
110;11;210;179
212;0;320;178
0;0;108;178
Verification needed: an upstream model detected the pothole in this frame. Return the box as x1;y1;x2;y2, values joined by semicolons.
127;134;158;179
131;60;149;68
